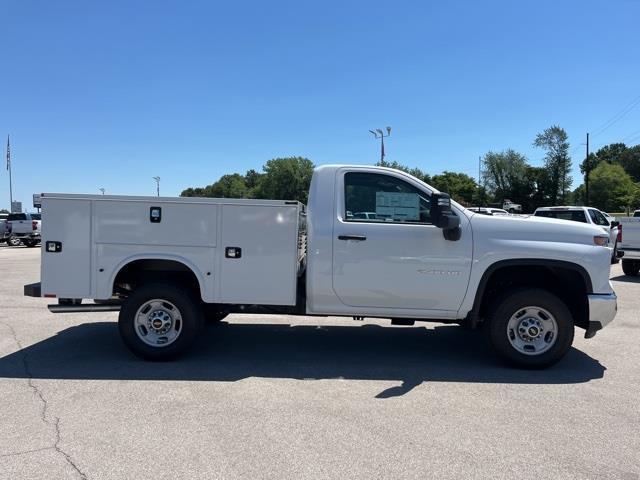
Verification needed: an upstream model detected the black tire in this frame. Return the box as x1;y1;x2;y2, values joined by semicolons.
23;240;37;248
118;283;204;361
7;236;22;247
622;259;640;276
485;288;574;369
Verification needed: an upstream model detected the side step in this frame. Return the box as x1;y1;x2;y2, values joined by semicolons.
48;304;122;313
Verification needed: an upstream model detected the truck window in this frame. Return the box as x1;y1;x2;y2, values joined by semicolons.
535;210;588;223
588;209;609;226
30;213;41;220
344;172;431;224
7;213;27;221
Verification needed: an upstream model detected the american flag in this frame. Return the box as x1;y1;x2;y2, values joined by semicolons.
5;136;9;171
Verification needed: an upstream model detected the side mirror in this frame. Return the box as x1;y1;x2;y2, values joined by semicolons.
430;193;461;240
610;220;619;229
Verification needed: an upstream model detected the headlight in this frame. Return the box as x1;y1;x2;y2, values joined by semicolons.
593;235;609;247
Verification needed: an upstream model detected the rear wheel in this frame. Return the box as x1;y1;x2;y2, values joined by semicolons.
7;235;22;247
23;240;38;248
118;283;204;360
485;288;574;368
622;259;640;276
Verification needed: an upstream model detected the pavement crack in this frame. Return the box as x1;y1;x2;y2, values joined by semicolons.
0;321;88;479
0;446;55;458
53;417;88;479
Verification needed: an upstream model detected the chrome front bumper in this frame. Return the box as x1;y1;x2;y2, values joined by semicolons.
585;293;617;338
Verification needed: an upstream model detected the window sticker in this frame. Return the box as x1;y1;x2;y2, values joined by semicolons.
375;192;420;221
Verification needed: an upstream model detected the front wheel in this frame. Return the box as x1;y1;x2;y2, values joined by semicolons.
622;259;640;276
485;288;574;369
118;283;204;360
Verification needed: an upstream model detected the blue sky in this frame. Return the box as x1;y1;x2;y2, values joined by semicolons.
2;0;640;209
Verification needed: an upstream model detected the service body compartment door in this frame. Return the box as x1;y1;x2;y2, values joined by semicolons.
219;204;299;305
41;199;92;298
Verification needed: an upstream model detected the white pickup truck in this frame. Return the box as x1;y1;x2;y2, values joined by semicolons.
618;213;640;276
7;212;42;247
24;165;617;368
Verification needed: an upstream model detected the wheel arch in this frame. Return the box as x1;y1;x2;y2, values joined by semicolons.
109;255;206;301
470;259;592;330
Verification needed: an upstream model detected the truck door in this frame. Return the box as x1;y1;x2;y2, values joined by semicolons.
332;170;472;313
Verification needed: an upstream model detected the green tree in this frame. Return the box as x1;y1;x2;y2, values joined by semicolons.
207;173;249;198
244;169;262;190
619;145;640;182
430;171;478;204
589;162;639;212
181;173;249;198
180;187;206;197
580;143;627;175
253;157;315;203
533;125;572;204
376;160;432;184
481;149;528;200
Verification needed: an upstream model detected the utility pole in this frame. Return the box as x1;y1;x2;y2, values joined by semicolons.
152;176;160;197
369;127;391;163
6;136;13;210
584;133;590;206
478;155;482;207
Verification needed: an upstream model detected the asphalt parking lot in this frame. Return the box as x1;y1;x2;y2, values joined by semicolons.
0;246;638;480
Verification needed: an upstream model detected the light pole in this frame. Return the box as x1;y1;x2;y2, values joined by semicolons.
152;176;160;197
369;127;391;164
99;188;105;195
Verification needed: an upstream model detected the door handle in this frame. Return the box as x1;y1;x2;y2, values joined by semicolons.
338;235;367;241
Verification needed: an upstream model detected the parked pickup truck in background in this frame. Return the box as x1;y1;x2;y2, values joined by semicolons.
24;165;617;368
0;213;9;244
502;199;522;213
7;212;41;247
617;216;640;276
533;206;621;264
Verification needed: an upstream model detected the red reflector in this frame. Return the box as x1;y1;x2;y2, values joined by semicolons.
44;294;57;298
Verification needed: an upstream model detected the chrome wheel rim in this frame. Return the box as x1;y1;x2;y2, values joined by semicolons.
134;299;182;347
506;306;558;356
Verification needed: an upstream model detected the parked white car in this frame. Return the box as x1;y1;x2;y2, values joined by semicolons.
25;166;616;368
467;207;509;216
533;206;620;263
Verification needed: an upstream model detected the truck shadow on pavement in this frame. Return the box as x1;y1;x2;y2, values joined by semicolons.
0;321;606;398
610;274;640;283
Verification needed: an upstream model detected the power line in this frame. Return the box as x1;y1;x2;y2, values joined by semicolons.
622;128;640;144
590;94;640;138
